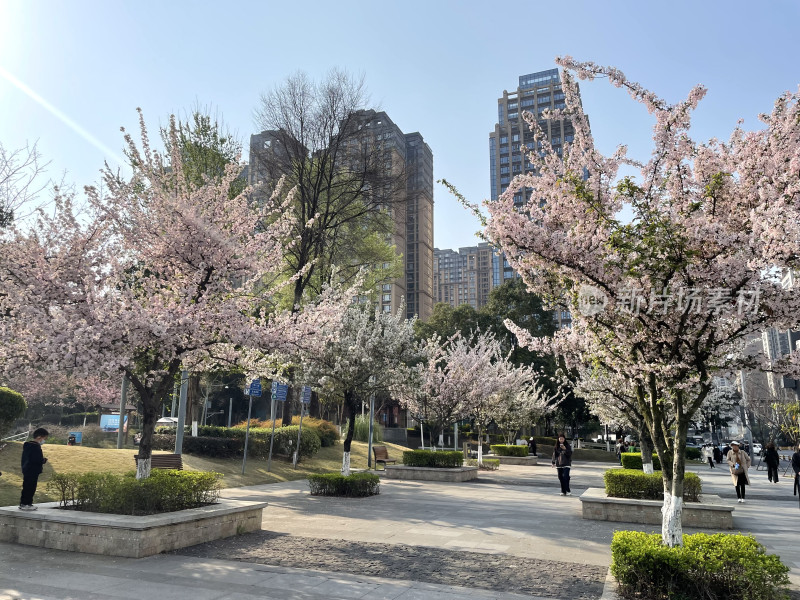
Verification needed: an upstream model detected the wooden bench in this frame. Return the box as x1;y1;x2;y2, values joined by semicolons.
372;445;397;470
134;453;183;470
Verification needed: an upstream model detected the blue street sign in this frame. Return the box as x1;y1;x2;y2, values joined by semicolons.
249;379;262;397
301;386;312;404
274;382;289;402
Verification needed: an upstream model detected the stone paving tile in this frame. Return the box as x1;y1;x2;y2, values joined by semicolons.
176;531;606;600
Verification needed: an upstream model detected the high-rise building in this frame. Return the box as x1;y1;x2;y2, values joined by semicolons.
433;242;495;309
487;68;582;328
248;110;434;322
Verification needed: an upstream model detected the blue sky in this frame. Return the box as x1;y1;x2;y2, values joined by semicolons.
1;0;798;250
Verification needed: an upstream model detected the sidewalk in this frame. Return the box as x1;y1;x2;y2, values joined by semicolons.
1;460;798;599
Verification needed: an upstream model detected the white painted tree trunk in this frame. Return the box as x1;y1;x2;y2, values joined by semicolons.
477;442;483;466
341;451;351;476
661;494;683;546
136;457;151;480
643;462;654;474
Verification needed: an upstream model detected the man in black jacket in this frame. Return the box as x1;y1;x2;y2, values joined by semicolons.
19;428;49;511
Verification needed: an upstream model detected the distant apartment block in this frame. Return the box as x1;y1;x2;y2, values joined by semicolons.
249;110;434;322
433;243;495;309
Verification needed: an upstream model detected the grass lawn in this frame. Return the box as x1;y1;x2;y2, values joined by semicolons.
0;439;409;507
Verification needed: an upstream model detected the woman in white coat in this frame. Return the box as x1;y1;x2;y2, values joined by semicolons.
726;440;751;503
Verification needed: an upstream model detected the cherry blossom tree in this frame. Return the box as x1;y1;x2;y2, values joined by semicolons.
0;111;350;477
495;376;564;445
300;303;419;475
473;58;800;546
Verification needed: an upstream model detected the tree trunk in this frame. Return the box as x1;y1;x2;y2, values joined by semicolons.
660;419;689;546
477;424;483;466
283;384;295;425
341;390;357;476
187;375;202;435
637;421;654;474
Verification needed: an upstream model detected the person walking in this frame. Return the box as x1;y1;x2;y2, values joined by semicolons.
552;433;573;496
702;444;715;468
528;437;538;457
764;442;781;484
792;444;800;498
19;427;49;511
713;445;723;464
615;440;624;465
726;440;751;503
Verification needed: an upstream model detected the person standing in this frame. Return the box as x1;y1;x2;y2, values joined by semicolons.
552;433;573;496
19;427;49;511
528;437;537;457
764;442;781;484
791;444;800;497
615;440;623;465
726;440;751;503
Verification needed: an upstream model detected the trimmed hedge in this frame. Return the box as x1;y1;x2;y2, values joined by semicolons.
490;444;529;457
605;469;701;502
685;446;702;460
621;452;662;470
152;434;242;458
402;450;464;468
232;417;339;447
307;473;380;497
158;425;322;459
47;470;221;515
611;531;790;599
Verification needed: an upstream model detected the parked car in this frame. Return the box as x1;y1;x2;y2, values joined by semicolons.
752;442;763;456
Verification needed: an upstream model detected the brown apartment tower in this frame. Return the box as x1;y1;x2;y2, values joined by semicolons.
248;110;434;322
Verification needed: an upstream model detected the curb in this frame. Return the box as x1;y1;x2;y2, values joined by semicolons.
599;567;619;600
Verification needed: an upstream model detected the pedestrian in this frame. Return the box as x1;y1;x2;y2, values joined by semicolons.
791;443;800;497
528;437;537;457
764;442;781;484
19;427;49;511
552;433;573;496
703;444;715;468
722;443;731;459
726;440;751;503
615;440;623;465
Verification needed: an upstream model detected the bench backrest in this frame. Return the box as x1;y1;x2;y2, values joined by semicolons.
135;453;183;470
373;445;391;460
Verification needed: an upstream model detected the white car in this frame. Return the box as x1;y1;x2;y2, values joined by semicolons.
752;443;763;456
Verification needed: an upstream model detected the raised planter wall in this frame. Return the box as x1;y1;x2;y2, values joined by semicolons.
384;465;478;482
486;454;538;466
0;499;266;558
579;488;733;529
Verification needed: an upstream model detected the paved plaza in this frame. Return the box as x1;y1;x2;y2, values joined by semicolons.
1;459;799;599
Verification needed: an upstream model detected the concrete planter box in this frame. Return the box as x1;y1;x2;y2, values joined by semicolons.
0;499;266;558
384;465;478;482
579;488;733;529
486;454;538;466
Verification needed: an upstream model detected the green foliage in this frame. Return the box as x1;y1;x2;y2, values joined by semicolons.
46;470;222;515
611;531;790;600
230;417;339;447
152;435;242;458
532;436;558;447
467;458;500;470
685;447;702;461
490;444;529;457
621;452;662;470
0;386;26;435
344;415;383;443
604;469;701;502
158;424;322;459
402;450;464;468
307;473;380;497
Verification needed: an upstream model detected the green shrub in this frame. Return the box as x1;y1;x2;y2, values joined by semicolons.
402;450;464;468
0;386;26;436
47;470;221;515
621;452;662;470
532;436;558;447
611;531;790;599
685;446;702;460
163;425;321;459
490;444;529;457
344;415;383;443
604;469;701;502
307;473;380;497
467;458;499;470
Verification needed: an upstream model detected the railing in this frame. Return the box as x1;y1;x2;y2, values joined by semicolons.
1;431;29;442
